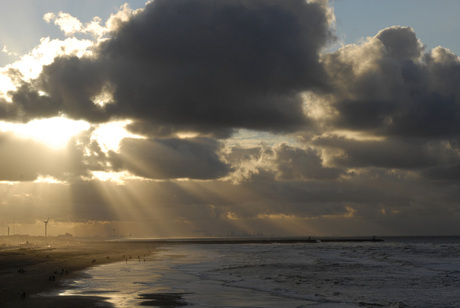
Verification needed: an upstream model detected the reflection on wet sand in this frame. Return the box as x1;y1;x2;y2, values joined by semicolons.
138;293;189;307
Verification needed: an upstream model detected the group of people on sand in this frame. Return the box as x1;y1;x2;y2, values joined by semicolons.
49;268;68;281
16;254;149;301
19;267;69;300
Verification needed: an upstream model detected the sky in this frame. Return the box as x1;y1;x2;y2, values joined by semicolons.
0;0;459;238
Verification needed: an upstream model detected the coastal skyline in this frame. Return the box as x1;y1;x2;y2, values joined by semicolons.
1;0;459;238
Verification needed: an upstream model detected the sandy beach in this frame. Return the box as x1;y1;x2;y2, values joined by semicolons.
0;236;156;308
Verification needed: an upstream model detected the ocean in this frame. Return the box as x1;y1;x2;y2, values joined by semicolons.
56;237;460;307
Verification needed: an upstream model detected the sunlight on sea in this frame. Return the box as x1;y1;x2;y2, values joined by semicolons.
56;237;460;307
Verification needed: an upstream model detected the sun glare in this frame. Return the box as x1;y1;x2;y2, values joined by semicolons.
0;117;90;148
0;72;15;100
91;120;144;152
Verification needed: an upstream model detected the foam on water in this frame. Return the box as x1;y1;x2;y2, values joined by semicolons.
56;237;460;307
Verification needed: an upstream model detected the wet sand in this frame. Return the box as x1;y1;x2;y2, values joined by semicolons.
138;293;189;307
0;239;156;308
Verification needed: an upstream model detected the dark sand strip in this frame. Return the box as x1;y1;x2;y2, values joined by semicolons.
0;239;156;308
138;293;190;307
7;295;114;308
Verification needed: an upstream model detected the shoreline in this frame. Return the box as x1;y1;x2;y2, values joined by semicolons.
119;235;385;245
0;239;157;307
0;235;387;307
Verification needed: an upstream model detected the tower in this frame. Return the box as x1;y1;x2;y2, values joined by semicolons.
44;218;49;238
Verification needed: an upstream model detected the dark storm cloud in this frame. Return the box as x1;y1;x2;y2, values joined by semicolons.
0;63;109;123
224;146;263;164
310;25;460;183
37;56;109;123
322;26;460;139
223;143;344;182
4;0;333;136
99;0;331;134
112;137;231;179
422;164;460;181
375;26;424;60
314;136;438;169
273;143;344;180
125;119;234;139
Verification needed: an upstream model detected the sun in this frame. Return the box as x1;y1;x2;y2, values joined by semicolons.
0;117;90;148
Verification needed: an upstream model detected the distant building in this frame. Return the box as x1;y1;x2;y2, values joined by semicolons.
58;233;73;238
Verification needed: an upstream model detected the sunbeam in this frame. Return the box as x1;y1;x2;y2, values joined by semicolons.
0;117;90;149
